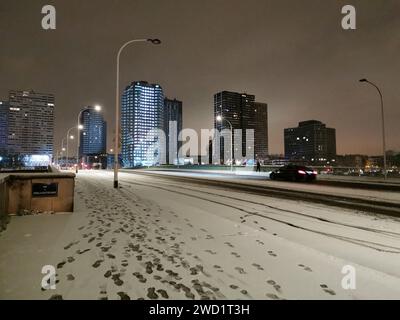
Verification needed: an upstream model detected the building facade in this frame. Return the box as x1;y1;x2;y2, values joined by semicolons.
214;91;268;164
164;98;183;164
254;102;269;160
0;101;9;156
79;106;107;157
1;90;55;166
121;81;164;167
284;120;336;163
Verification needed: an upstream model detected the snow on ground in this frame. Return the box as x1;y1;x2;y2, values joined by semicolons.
1;170;400;300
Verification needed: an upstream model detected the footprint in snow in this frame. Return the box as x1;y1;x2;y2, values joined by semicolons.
267;279;282;292
298;264;313;272
92;260;103;268
268;250;277;257
252;263;264;271
320;284;336;295
235;267;247;274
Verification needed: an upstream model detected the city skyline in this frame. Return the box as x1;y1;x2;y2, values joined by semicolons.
1;1;399;156
1;0;400;304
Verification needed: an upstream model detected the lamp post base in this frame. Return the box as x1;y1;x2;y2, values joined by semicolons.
114;180;119;189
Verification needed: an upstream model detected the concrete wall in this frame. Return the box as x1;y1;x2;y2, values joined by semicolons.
0;173;75;217
0;177;9;231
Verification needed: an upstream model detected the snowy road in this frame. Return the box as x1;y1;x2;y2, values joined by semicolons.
1;170;400;300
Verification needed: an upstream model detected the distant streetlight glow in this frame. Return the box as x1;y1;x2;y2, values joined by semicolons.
94;105;102;112
216;114;233;172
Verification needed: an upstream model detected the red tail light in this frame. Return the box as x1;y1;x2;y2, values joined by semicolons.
298;170;306;175
313;170;318;175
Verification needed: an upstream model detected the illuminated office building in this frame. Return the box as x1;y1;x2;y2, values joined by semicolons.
0;90;54;166
121;81;164;167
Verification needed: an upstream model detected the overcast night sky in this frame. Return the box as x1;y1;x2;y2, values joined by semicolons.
0;0;399;155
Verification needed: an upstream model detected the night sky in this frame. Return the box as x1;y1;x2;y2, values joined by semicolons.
0;0;399;155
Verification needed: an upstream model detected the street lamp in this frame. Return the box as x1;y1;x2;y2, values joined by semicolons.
66;127;76;170
113;38;162;188
359;78;387;179
76;106;102;173
60;139;67;169
216;115;233;172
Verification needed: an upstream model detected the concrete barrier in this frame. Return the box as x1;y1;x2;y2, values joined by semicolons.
0;172;75;223
0;176;9;231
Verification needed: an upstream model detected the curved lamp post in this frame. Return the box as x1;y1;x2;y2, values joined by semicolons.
216;115;233;172
114;38;162;189
359;79;387;180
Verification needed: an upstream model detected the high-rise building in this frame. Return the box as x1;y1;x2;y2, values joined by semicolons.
164;98;182;164
79;106;107;157
0;101;9;156
121;81;164;167
284;120;336;163
254;102;268;160
5;90;54;162
214;91;268;163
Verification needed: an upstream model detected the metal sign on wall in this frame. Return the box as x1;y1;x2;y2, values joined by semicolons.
32;183;59;197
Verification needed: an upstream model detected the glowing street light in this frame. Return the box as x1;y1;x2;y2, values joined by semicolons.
216;114;233;172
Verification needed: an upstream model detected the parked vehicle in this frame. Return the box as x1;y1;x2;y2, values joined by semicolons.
269;165;317;182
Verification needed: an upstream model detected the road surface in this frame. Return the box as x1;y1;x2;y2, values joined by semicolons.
1;170;400;300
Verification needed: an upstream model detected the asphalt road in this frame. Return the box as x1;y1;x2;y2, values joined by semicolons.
123;170;400;217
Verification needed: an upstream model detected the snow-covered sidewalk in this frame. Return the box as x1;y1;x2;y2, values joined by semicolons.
1;170;400;300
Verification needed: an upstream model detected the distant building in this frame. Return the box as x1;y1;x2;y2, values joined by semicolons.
79;106;107;158
164;98;183;164
335;154;368;168
1;90;55;166
214;91;268;164
254;102;268;160
121;81;164;167
0;101;9;156
284;120;336;163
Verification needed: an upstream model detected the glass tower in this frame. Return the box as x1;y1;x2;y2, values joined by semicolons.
164;98;183;164
0;101;9;156
79;107;107;157
121;81;164;167
214;91;269;163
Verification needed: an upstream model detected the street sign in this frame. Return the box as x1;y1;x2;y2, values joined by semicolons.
32;182;58;197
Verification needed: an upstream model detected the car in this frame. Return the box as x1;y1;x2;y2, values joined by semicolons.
269;165;317;182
